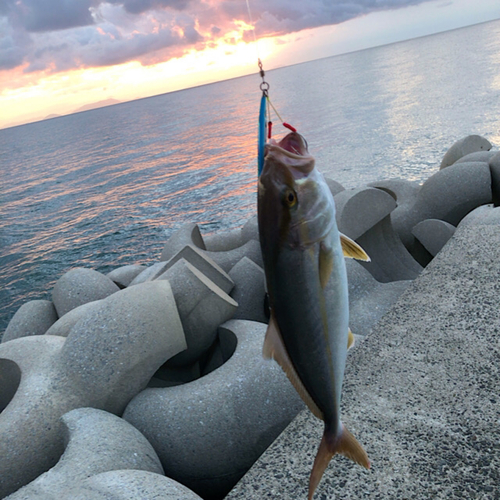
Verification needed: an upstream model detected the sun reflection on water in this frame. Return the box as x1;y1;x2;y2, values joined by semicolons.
2;20;500;333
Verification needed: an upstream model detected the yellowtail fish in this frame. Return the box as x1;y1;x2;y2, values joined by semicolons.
257;132;370;499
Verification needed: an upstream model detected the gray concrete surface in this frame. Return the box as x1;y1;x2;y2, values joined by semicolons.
70;470;204;499
226;221;500;500
411;218;456;257
156;258;237;368
6;408;164;499
160;222;206;261
106;264;147;288
123;320;304;500
440;134;492;169
229;257;267;324
2;300;58;343
0;280;187;498
44;300;101;337
52;268;120;317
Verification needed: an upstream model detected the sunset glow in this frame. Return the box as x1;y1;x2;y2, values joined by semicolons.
0;21;276;129
0;0;499;130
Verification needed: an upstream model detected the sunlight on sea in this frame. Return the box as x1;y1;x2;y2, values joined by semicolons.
1;19;500;332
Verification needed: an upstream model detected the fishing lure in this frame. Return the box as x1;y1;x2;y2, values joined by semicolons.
256;60;296;176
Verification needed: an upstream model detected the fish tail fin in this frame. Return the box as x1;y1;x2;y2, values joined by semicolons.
308;424;370;500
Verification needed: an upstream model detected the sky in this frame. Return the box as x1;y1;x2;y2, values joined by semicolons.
1;0;499;129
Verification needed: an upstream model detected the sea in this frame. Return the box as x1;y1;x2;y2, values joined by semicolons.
1;19;500;334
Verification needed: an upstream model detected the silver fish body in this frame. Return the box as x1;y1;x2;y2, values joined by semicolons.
258;132;369;499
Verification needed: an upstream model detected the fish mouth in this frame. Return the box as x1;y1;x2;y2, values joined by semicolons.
264;132;315;174
267;132;309;158
276;132;309;157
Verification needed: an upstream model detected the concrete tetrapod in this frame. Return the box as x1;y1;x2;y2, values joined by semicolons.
324;176;345;197
205;239;263;273
356;215;423;282
228;257;267;324
453;150;497;165
106;264;147;288
439;134;492;169
2;299;58;343
158;244;234;294
160;222;206;261
52;268;120;317
331;187;422;281
367;178;421;248
44;300;102;337
69;470;204;500
457;203;500;227
198;325;237;377
156;259;237;369
6;407;164;499
203;229;243;252
333;187;397;240
160;222;262;275
395;161;492;260
240;216;259;244
488;151;500;205
123;319;305;500
0;281;186;497
128;262;172;286
411;219;456;257
346;259;412;338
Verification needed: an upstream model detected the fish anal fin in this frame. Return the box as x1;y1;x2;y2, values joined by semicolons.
340;233;371;262
263;313;324;420
319;242;333;289
308;424;370;500
347;328;355;350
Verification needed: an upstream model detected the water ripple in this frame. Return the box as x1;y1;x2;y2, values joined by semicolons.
2;20;500;333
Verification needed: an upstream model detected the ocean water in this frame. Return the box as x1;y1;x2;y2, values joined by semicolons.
1;19;500;333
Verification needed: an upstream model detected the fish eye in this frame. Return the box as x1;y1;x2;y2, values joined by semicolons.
283;188;298;207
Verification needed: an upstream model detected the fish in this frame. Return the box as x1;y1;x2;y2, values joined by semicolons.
257;132;370;499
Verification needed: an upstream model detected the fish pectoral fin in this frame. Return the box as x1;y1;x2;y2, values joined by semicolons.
319;242;334;289
263;313;324;420
340;233;371;262
347;328;355;350
308;424;370;500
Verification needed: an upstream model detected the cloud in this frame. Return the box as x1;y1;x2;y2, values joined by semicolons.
0;18;32;70
0;0;434;75
240;0;429;36
108;0;191;15
4;0;95;32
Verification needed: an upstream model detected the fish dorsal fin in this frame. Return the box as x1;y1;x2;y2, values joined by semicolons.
318;241;333;289
340;233;371;262
347;328;355;350
263;313;324;420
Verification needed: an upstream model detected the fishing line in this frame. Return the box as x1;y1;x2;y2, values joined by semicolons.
245;0;259;56
245;0;296;176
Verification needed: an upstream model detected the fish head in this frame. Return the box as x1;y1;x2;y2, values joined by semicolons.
258;132;336;254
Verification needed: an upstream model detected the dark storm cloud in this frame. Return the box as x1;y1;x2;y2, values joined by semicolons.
17;18;202;73
0;16;33;69
0;0;433;73
231;0;430;37
4;0;95;32
108;0;191;15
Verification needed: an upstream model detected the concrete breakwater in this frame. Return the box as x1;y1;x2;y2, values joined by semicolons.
1;135;499;499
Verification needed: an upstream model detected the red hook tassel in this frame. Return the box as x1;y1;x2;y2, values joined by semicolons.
283;122;297;132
